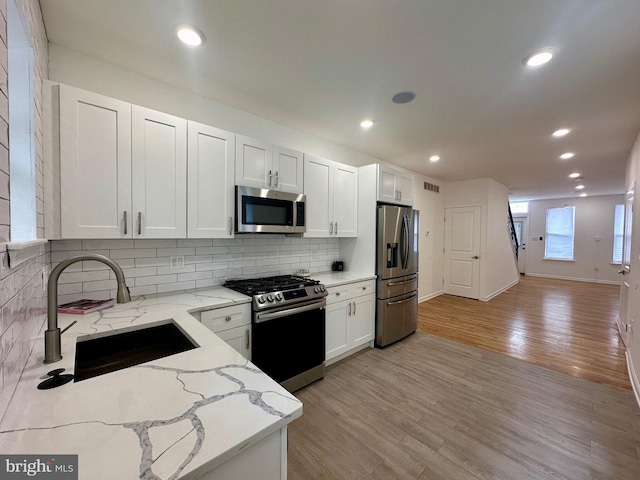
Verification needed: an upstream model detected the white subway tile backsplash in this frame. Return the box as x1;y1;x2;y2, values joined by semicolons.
47;237;339;298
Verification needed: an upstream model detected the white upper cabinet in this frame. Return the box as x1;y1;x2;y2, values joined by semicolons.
57;85;132;238
377;164;414;206
187;121;235;238
49;83;188;239
132;106;187;238
236;135;303;193
303;154;357;238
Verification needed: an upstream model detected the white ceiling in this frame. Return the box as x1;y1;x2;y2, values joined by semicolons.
39;0;640;200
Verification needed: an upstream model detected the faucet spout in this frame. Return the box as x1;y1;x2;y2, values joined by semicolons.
44;254;131;364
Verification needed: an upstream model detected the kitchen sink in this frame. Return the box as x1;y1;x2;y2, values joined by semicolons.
74;321;197;382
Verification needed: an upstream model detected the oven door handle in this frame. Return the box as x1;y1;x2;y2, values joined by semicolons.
255;299;326;323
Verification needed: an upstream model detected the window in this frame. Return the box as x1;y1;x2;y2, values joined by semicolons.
545;206;575;260
8;0;36;242
613;204;624;264
509;201;529;214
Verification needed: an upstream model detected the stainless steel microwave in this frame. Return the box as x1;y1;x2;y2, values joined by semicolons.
235;186;306;234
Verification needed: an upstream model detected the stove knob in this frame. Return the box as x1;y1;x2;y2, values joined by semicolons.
275;293;283;301
314;286;319;293
267;294;275;302
257;296;266;304
320;285;325;292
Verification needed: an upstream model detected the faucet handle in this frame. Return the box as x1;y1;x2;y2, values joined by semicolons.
60;320;77;335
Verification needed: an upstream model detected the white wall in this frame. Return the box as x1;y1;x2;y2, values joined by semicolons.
525;195;623;284
444;178;519;301
413;173;445;301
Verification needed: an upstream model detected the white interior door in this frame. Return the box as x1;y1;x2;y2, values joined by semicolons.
618;184;634;346
444;206;481;299
513;217;528;274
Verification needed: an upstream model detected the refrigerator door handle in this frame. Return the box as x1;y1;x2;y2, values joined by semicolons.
387;292;417;306
400;215;410;269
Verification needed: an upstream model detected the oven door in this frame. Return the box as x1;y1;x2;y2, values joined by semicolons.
252;299;325;392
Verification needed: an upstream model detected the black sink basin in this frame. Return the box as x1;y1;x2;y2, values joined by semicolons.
74;322;197;382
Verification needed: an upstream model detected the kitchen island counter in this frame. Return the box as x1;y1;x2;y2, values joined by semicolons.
0;286;302;479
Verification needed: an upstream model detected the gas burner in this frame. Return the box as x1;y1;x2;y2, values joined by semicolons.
224;274;326;310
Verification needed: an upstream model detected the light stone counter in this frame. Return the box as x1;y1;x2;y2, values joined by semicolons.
312;271;376;288
0;287;302;479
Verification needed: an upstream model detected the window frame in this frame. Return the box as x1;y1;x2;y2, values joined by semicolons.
544;206;576;261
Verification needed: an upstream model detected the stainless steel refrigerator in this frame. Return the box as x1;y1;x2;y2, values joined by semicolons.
375;205;419;347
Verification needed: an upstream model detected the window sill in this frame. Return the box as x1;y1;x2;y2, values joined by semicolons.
543;257;575;262
5;238;48;269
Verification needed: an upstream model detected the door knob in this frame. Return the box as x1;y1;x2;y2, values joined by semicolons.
471;256;479;259
618;270;627;275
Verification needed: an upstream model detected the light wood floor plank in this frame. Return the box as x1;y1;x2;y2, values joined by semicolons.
288;332;640;480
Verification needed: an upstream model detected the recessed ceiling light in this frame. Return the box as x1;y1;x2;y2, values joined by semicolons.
360;119;374;128
177;25;205;46
569;172;581;178
392;92;415;104
523;48;555;67
429;155;440;162
575;184;585;190
579;193;587;197
560;152;575;160
552;128;571;137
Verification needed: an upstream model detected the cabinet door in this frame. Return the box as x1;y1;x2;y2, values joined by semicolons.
59;85;132;238
236;135;272;189
272;145;303;193
187;121;235;238
303;155;332;237
349;295;375;346
132;106;187;238
217;325;251;360
397;172;414;206
333;163;358;237
325;300;350;361
377;165;398;204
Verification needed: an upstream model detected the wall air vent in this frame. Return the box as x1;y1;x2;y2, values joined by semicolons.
424;181;440;193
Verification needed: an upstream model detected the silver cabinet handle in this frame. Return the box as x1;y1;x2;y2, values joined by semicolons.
245;329;250;350
228;217;233;236
329;222;333;235
335;222;338;235
353;301;356;315
225;316;231;322
399;190;402;201
268;170;272;187
335;292;340;296
395;190;399;200
348;302;352;316
274;171;279;187
138;212;142;235
123;211;128;235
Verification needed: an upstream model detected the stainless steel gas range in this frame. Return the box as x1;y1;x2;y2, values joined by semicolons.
224;275;327;392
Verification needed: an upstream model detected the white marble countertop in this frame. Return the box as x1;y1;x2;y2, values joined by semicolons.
0;286;302;479
312;271;376;288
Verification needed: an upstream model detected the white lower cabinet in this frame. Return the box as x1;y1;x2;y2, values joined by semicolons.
325;280;375;364
200;303;252;360
199;427;287;480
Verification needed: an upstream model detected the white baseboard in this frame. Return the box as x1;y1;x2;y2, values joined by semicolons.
419;290;443;303
326;343;371;367
481;278;520;302
626;349;640;411
525;273;619;286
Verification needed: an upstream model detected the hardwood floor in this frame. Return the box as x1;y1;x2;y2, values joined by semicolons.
418;276;629;390
288;333;640;480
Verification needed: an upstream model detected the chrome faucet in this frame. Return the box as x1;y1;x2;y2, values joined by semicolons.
44;254;131;364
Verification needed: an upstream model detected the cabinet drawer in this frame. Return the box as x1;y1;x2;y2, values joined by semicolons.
201;304;251;333
326;284;350;305
347;280;375;297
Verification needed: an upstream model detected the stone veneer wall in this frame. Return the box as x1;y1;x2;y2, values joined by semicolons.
50;237;340;305
0;0;49;416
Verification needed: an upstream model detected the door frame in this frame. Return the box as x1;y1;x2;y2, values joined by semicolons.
618;182;634;346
